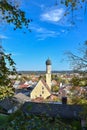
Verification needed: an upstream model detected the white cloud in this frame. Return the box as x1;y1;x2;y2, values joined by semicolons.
37;29;60;40
40;8;64;23
40;7;75;27
0;34;8;39
30;25;60;40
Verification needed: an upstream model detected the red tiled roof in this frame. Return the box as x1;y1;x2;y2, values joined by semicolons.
32;97;44;102
19;84;29;89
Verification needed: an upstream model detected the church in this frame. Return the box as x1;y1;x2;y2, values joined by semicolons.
30;59;52;99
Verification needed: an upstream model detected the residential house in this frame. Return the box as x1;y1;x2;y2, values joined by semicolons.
0;98;18;114
13;93;31;104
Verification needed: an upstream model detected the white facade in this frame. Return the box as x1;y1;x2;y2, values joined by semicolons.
46;61;51;90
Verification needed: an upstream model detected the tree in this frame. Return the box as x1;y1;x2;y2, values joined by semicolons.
0;0;87;30
61;0;86;8
51;85;59;92
0;44;16;99
0;46;16;86
66;41;87;106
0;0;87;128
7;109;75;130
70;76;87;87
56;0;87;13
66;41;87;71
0;0;31;30
70;76;80;86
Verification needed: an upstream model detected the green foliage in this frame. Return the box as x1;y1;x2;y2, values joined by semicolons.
7;110;75;130
8;110;50;130
0;52;16;87
0;0;86;31
0;86;14;100
79;77;87;86
0;46;16;99
68;90;87;104
70;76;87;87
0;110;82;130
80;105;87;117
71;120;81;130
0;114;9;129
51;74;57;80
66;41;87;104
55;0;87;25
70;76;80;86
52;85;59;92
60;0;86;9
0;0;31;30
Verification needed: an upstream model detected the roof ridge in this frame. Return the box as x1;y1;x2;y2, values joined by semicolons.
40;79;51;94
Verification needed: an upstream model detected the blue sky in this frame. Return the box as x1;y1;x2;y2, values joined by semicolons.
0;0;87;71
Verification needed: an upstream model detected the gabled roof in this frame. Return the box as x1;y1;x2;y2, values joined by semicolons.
0;98;15;111
18;84;29;89
22;102;83;119
13;93;30;103
40;79;51;94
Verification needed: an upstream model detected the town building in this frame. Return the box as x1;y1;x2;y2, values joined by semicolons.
30;59;52;99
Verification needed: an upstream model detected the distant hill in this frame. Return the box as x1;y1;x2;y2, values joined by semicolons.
17;70;77;75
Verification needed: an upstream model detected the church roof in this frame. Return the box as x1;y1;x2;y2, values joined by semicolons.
40;79;51;94
46;58;51;65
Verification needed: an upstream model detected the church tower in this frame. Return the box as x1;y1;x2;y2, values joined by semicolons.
46;58;51;90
